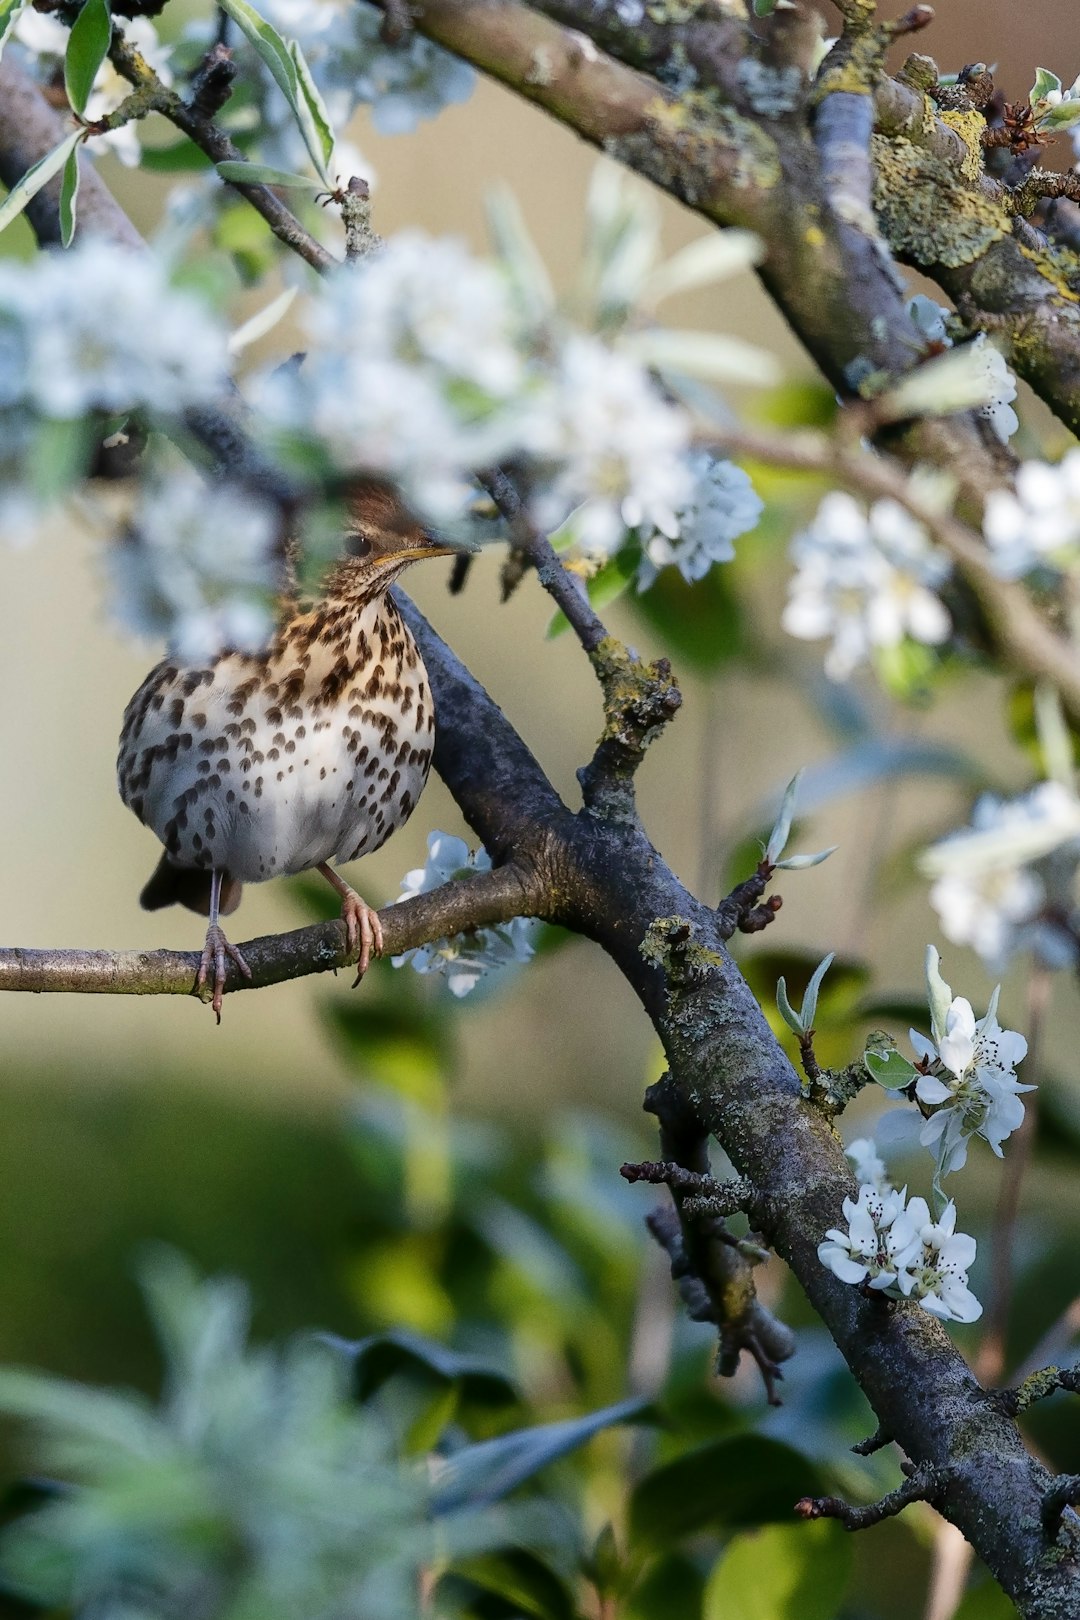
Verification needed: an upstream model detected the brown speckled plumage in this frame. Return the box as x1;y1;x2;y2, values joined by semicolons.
117;486;455;1019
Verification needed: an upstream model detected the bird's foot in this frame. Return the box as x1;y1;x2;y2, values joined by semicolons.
341;889;384;986
196;923;252;1023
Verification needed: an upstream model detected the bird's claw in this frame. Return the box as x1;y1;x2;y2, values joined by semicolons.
341;890;384;987
196;924;252;1023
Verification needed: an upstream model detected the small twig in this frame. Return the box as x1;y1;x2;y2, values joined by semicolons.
994;1364;1080;1419
482;468;607;654
340;175;381;263
797;1464;944;1530
188;42;237;121
1042;1475;1080;1537
716;865;782;940
620;1160;753;1215
109;31;338;276
852;1424;894;1457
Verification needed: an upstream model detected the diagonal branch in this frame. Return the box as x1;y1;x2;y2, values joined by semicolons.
0;861;542;1004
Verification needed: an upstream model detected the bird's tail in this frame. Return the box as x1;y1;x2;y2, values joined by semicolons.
139;854;243;917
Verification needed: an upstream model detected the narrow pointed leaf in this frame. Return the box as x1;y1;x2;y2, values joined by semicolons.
864;1048;918;1090
0;0;30;65
1035;680;1076;789
64;0;111;118
430;1396;648;1512
620;326;781;386
776;976;804;1035
0;129;84;238
924;945;952;1043
641;228;763;306
486;183;555;323
774;846;838;870
228;286;298;354
217;0;298;108
58;144;80;247
289;38;336;183
765;771;801;864
800;951;834;1032
215;160;322;189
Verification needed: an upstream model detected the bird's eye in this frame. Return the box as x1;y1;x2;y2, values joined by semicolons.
350;532;372;559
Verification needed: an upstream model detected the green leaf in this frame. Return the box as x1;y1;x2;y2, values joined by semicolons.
0;0;29;64
326;1328;519;1407
29;416;94;503
765;771;802;864
702;1520;853;1620
776;976;803;1035
215;159;322;189
64;0;111;118
800;951;835;1033
58;144;79;247
753;0;779;13
924;945;952;1043
0;128;84;239
217;0;298;108
629;558;745;672
1030;67;1063;105
864;1048;918;1090
446;1551;577;1620
431;1396;649;1512
289;37;336;184
628;1436;825;1551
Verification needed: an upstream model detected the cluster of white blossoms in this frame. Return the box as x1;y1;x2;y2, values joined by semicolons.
908;982;1032;1181
12;11;173;168
391;832;538;998
635;452;764;590
983;449;1080;579
217;0;473;178
781;491;951;681
252;231;701;545
105;471;280;661
821;949;1033;1324
818;1183;981;1323
923;782;1080;973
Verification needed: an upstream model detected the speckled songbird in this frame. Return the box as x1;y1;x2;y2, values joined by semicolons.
117;485;460;1019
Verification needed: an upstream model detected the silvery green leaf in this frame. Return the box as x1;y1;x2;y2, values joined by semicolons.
217;0;298;106
765;771;801;864
1034;681;1075;790
0;128;84;238
925;945;952;1043
753;0;778;13
640;229;764;307
1030;66;1062;105
620;327;781;386
773;846;838;870
864;1048;917;1089
215;160;322;188
485;184;555;322
289;37;336;184
227;285;298;355
64;0;111;119
799;951;834;1032
0;0;30;64
776;976;804;1034
58;143;79;247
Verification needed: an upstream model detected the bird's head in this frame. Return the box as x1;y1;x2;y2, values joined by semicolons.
337;479;474;599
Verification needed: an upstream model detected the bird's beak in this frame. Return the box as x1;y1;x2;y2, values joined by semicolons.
378;532;480;567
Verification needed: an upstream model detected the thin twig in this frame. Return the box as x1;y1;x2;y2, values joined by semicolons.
797;1464;945;1530
1042;1475;1080;1537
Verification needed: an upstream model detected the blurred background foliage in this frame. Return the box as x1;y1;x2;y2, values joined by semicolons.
6;0;1080;1616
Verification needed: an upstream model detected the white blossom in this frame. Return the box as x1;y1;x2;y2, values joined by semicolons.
886;1196;982;1322
924;783;1080;972
983;449;1080;578
782;491;951;680
0;241;228;422
14;12;172;167
904;296;1017;444
635;453;762;590
532;335;693;558
909;986;1032;1180
819;1183;981;1323
392;832;537;997
845;1138;891;1195
105;472;279;661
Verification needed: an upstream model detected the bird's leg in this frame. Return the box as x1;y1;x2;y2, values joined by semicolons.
196;868;252;1023
317;862;384;986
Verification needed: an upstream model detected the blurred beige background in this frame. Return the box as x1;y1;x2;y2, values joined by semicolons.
3;0;1079;1122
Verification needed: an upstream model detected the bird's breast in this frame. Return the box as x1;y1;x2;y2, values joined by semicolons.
117;598;435;883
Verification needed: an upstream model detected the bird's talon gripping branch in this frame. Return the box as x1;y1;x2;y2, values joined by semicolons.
346;892;384;986
196;924;252;1024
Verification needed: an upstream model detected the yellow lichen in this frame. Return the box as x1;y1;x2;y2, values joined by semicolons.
1017;243;1080;304
870;133;1006;268
939;108;986;182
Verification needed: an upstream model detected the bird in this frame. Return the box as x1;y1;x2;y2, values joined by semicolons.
117;483;462;1020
